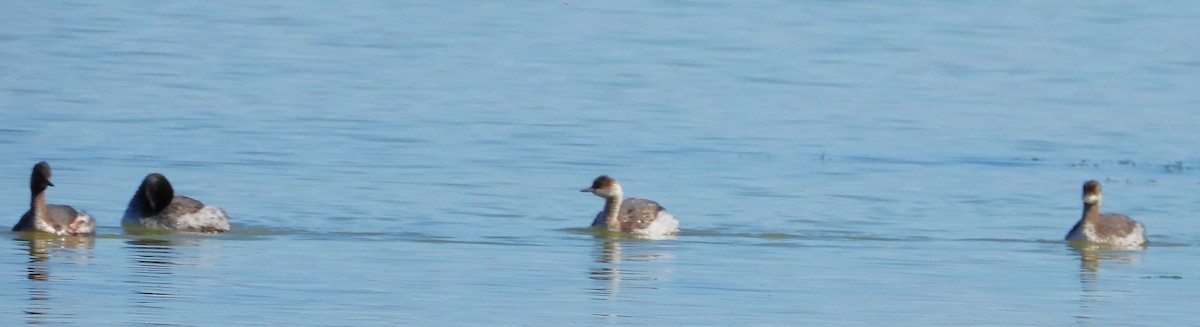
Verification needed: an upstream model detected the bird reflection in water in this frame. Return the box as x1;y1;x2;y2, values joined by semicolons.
1070;241;1142;287
124;237;201;322
1068;242;1141;323
590;238;624;300
587;232;675;302
17;233;94;325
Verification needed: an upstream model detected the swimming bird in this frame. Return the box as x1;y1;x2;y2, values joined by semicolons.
1065;180;1146;247
581;175;679;236
12;161;95;235
122;173;230;233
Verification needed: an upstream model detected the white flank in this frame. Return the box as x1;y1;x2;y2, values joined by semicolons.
633;211;680;240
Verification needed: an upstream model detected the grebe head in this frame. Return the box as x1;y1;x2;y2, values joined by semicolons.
139;173;176;213
581;175;623;199
1082;180;1102;205
30;161;54;192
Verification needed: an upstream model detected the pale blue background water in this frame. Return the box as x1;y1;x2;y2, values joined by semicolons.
2;1;1199;325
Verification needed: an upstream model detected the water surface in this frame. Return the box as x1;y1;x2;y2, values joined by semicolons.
2;1;1199;325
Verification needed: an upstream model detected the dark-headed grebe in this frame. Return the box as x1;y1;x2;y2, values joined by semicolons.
12;161;95;235
1065;180;1147;247
581;175;679;236
122;173;230;233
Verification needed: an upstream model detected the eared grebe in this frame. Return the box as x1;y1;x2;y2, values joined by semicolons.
123;173;230;233
581;175;679;236
12;161;95;235
1065;180;1146;247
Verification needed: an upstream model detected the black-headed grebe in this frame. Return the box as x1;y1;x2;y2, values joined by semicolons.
581;175;679;236
1065;180;1147;247
12;161;95;235
122;173;230;233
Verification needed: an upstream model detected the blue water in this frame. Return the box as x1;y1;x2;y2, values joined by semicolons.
2;1;1200;325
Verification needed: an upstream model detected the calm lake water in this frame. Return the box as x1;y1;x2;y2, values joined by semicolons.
2;1;1200;325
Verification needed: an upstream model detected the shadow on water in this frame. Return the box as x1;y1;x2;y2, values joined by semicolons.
13;233;95;325
563;226;1063;247
120;222;282;240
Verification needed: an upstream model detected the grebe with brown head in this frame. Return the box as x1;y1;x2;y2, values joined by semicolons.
12;161;95;235
123;173;230;233
581;175;678;237
1065;180;1146;247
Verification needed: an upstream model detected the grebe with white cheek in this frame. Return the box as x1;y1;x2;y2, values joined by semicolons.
581;175;679;237
1065;180;1146;247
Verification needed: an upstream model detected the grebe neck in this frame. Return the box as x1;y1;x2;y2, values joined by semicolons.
1082;202;1100;222
30;186;56;232
30;187;47;218
604;196;622;231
